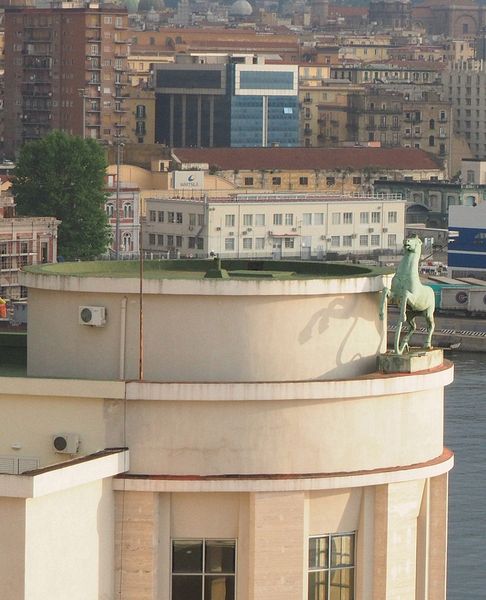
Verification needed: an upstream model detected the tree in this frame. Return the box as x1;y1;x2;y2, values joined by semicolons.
12;131;110;260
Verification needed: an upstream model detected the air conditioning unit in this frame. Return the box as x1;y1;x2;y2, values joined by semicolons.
52;433;80;455
320;235;326;240
216;227;221;231
188;226;194;231
247;227;252;231
268;231;273;236
291;227;297;232
79;306;106;327
383;228;388;233
229;232;234;236
368;228;374;233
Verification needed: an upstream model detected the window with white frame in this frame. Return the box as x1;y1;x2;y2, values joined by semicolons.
255;214;265;227
284;237;295;248
243;237;252;249
370;234;380;246
314;213;324;225
225;238;235;251
177;212;183;224
285;213;294;226
303;213;312;226
243;214;253;227
189;213;196;226
331;236;340;247
387;234;397;247
359;235;368;246
225;214;235;228
106;203;114;217
168;212;175;223
149;210;156;222
255;237;265;249
360;212;369;224
273;213;283;225
388;211;397;224
371;211;381;223
308;533;355;600
332;213;340;225
343;212;353;225
172;539;236;600
198;214;205;226
343;235;353;247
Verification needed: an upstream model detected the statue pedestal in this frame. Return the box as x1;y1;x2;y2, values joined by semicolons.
377;348;444;374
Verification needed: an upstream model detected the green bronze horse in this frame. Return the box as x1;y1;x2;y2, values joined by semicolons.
379;235;435;355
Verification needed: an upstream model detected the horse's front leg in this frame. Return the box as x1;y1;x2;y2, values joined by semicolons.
395;292;411;355
379;287;390;321
424;307;435;349
400;311;417;354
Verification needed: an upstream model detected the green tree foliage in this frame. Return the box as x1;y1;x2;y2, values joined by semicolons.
12;131;110;260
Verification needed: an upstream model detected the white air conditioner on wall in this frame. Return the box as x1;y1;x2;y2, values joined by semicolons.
79;306;106;327
52;433;80;454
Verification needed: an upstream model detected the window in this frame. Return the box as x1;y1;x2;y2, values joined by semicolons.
255;214;265;227
272;176;281;185
284;237;294;248
198;214;205;227
371;235;380;246
244;177;254;186
371;212;381;223
314;213;324;225
167;235;174;246
188;237;196;249
360;212;369;224
243;214;253;227
273;213;283;225
224;238;235;251
299;177;308;186
359;235;368;246
197;238;204;250
172;539;236;600
331;236;340;247
189;214;196;226
158;211;165;223
308;533;355;600
332;213;340;225
225;215;235;228
255;237;265;249
148;233;156;245
353;177;362;185
285;213;294;226
326;176;335;186
106;203;114;217
174;212;182;224
303;213;312;226
176;236;183;247
343;213;352;225
388;211;397;223
243;238;252;249
149;210;156;222
388;234;397;247
343;235;352;247
168;212;175;223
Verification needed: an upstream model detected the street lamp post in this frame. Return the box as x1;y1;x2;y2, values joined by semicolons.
115;140;124;260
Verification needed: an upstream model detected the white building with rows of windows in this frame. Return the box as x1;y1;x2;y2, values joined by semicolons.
144;193;406;260
0;257;453;600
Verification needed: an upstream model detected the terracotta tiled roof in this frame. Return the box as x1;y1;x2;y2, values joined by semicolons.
171;147;442;171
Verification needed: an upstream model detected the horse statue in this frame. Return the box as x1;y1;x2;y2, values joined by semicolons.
379;235;435;355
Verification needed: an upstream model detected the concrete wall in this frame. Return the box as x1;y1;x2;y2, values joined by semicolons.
26;278;388;382
24;478;115;600
0;497;25;600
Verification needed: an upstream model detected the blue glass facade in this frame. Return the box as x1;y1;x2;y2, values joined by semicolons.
230;66;299;147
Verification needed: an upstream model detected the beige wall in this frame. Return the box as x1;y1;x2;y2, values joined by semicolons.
26;282;388;382
0;497;25;600
24;478;115;600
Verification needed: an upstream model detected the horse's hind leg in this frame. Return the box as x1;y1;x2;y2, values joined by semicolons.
400;312;417;354
424;308;435;349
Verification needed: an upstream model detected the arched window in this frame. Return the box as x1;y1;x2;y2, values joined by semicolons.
429;135;435;147
122;233;132;252
123;203;133;219
106;203;114;217
429;119;435;130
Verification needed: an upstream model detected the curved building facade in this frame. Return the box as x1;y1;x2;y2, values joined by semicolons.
0;259;453;600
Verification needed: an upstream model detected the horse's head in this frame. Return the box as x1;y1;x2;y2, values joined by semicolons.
403;235;422;254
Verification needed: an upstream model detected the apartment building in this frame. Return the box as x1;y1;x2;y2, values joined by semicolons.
443;60;486;159
0;194;58;299
104;183;141;258
143;192;405;259
4;3;129;157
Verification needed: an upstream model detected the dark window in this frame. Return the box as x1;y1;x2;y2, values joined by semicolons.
299;177;308;185
244;177;254;186
272;176;281;185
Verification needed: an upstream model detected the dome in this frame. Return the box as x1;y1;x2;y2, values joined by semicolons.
229;0;253;16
